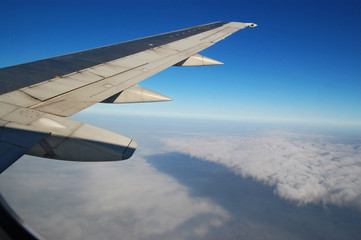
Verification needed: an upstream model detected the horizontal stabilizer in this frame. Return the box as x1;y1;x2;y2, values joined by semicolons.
174;54;223;66
101;84;172;104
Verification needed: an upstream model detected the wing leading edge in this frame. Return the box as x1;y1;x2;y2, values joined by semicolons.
0;21;257;173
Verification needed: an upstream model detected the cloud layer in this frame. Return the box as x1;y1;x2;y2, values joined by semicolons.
0;156;228;240
1;128;361;239
161;130;361;209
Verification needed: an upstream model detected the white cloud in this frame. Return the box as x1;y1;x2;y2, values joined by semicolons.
0;155;228;240
161;130;361;209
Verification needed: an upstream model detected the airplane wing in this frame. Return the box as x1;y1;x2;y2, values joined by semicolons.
0;21;257;173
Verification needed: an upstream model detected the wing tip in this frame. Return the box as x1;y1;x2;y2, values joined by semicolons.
227;22;258;29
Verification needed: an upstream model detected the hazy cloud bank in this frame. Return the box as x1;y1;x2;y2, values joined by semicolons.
161;130;361;209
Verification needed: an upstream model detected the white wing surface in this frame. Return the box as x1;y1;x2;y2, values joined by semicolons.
0;21;257;173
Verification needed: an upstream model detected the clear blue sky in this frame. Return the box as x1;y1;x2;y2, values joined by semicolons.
0;0;360;128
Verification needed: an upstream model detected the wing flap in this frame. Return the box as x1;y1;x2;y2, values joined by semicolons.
21;73;102;101
86;63;129;78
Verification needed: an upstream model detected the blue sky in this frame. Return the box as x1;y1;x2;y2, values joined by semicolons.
0;0;360;128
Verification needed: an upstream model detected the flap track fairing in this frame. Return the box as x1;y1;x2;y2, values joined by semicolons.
101;84;172;104
174;54;223;66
